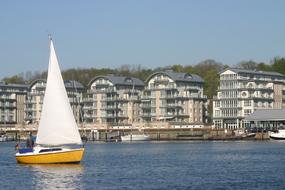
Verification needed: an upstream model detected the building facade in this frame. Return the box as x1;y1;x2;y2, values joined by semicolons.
0;82;28;125
213;68;285;129
141;71;208;124
245;109;285;131
25;79;84;124
83;75;144;124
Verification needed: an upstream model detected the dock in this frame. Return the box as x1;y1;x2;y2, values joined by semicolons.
0;122;269;141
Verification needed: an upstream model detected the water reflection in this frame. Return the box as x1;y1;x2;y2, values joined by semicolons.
30;164;84;190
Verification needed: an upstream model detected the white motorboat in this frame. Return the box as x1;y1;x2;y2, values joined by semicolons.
0;135;7;142
121;134;150;141
269;129;285;140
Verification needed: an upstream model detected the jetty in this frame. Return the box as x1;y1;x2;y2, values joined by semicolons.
0;122;268;141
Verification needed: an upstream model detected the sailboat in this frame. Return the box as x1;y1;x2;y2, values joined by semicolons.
16;36;84;164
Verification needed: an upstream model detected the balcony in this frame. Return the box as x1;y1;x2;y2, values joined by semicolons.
83;114;97;119
141;113;155;118
87;88;116;94
0;103;16;108
154;78;170;83
25;100;36;104
29;91;44;96
24;107;37;111
103;106;120;110
219;107;242;110
83;106;96;110
82;98;96;103
160;103;183;108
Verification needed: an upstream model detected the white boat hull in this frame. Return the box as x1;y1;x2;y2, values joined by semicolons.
270;130;285;140
121;134;150;141
0;136;7;142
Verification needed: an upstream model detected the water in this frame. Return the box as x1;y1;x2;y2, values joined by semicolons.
1;141;285;190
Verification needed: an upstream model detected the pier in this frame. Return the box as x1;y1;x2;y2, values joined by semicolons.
0;122;268;141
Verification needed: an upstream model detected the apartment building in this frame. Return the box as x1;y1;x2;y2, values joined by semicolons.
213;68;285;129
25;79;84;124
0;82;28;125
141;71;208;123
83;75;145;124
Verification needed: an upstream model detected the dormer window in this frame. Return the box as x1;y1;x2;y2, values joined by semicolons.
184;73;192;79
125;77;133;83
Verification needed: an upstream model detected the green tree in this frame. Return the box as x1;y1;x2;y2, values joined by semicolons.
171;64;184;72
203;69;220;99
256;62;272;71
2;75;25;84
271;57;285;74
203;69;220;120
236;60;258;70
194;59;224;77
183;65;194;74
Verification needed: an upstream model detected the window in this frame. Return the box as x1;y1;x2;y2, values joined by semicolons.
244;109;252;116
244;100;251;107
215;110;220;117
215;101;220;107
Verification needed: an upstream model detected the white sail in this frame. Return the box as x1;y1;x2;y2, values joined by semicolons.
36;39;82;145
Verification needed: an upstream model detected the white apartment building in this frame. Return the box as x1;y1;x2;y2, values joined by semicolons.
25;79;84;124
0;82;28;125
83;75;144;124
141;71;208;123
213;68;285;129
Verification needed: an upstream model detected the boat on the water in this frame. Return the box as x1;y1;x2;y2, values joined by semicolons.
0;134;7;142
16;36;84;164
269;129;285;140
121;134;150;141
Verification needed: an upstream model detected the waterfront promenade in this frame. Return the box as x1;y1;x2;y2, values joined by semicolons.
0;122;268;141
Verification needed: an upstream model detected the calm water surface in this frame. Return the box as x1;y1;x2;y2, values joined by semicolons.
1;141;285;190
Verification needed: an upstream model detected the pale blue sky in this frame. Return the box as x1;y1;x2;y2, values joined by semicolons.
1;0;285;79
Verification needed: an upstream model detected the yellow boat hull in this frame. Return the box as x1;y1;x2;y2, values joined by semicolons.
16;148;84;164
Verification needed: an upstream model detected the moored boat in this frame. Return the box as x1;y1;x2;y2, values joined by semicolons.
0;135;7;142
269;129;285;140
121;134;150;141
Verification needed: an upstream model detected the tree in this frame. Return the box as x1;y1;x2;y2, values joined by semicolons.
194;59;224;77
171;64;184;72
183;65;194;74
236;60;258;70
203;69;220;99
203;69;220;119
256;62;272;71
271;57;285;75
2;75;25;84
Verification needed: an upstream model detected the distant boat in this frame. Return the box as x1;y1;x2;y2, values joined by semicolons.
15;36;84;164
121;134;150;141
0;134;7;142
269;130;285;140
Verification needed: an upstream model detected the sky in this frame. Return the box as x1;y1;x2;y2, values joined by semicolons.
0;0;285;79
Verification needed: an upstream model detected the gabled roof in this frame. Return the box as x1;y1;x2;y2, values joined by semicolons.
64;80;85;90
246;109;285;121
146;71;204;83
0;82;29;90
89;75;145;87
29;79;46;88
222;68;284;77
29;79;84;90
